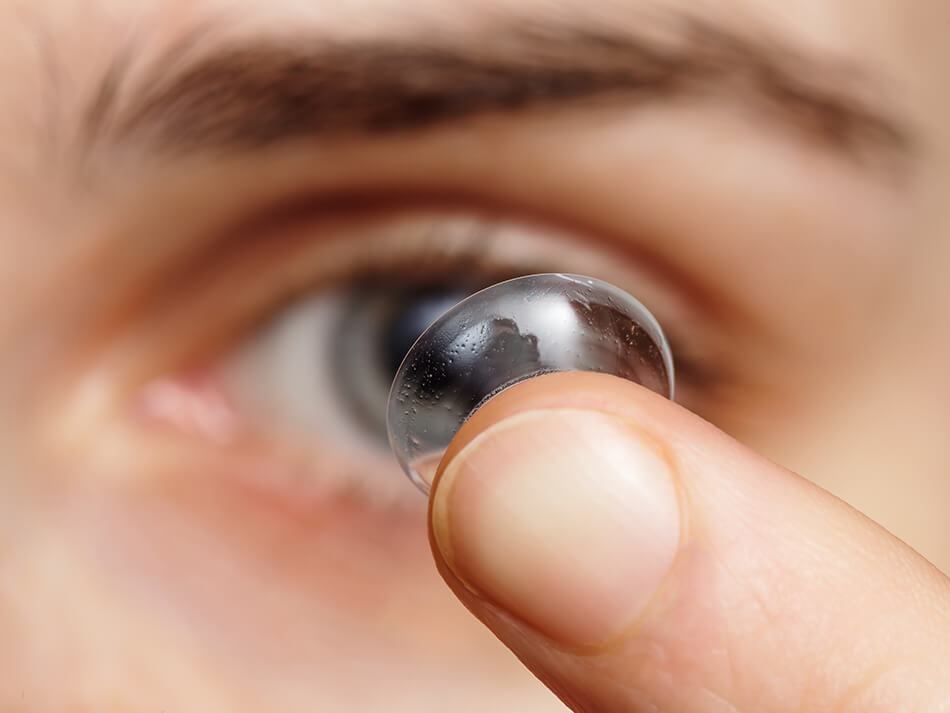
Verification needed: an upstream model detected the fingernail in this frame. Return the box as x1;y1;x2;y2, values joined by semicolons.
431;408;681;649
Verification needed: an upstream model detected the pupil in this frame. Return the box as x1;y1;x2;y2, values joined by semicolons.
383;290;469;378
334;284;476;444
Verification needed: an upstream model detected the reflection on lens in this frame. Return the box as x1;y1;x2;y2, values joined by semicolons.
387;273;675;494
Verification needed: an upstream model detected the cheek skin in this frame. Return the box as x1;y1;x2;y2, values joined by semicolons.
1;458;553;712
68;469;467;656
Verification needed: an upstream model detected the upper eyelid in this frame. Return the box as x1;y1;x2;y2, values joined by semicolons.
84;209;703;385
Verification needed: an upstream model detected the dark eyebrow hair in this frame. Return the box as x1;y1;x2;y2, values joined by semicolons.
88;16;911;169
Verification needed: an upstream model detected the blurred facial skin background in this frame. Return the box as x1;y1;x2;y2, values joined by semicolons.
0;0;948;710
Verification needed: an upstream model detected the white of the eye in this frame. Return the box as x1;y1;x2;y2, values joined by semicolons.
222;290;386;456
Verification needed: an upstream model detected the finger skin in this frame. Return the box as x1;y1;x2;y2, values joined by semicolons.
428;371;950;713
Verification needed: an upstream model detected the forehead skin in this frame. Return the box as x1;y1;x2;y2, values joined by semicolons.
0;1;949;713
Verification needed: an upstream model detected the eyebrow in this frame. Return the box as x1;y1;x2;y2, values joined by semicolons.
88;16;911;169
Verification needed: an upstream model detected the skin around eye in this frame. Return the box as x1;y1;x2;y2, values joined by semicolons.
124;210;724;511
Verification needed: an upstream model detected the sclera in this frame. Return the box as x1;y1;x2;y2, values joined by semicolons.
387;273;675;494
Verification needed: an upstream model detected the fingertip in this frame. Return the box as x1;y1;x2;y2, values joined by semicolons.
425;372;950;713
429;373;683;649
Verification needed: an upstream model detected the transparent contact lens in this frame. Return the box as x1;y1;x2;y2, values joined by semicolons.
387;273;675;494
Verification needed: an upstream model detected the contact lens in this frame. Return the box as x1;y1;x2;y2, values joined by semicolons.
386;273;675;494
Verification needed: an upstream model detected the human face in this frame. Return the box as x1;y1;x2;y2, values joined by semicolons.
0;1;948;710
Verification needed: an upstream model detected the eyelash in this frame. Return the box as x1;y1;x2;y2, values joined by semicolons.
265;218;710;388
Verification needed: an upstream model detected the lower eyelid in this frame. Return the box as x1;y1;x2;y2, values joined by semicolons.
134;372;424;512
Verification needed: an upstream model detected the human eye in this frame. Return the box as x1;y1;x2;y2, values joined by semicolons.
126;205;723;507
